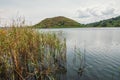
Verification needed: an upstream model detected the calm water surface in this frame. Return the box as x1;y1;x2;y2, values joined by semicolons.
39;28;120;80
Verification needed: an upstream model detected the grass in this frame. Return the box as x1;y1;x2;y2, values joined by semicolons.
0;26;66;80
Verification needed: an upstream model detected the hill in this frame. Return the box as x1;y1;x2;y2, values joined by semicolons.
86;16;120;27
34;16;83;28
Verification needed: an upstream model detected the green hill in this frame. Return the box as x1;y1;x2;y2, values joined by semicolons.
34;16;83;28
33;16;120;28
86;16;120;27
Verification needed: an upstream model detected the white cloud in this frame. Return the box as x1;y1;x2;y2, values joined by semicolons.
75;5;119;23
0;8;18;26
0;0;120;25
87;7;102;17
101;8;115;15
76;9;90;18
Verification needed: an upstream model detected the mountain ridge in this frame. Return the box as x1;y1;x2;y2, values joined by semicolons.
86;16;120;27
33;16;120;28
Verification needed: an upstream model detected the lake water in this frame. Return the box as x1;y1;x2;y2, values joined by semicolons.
39;28;120;80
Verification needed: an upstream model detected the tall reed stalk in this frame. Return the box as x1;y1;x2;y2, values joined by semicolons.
0;26;66;80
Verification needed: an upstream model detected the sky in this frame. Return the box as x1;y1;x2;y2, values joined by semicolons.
0;0;120;26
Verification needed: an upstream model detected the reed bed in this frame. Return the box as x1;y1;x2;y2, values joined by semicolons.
0;27;66;80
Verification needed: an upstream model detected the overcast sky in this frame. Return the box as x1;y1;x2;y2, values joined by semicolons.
0;0;120;25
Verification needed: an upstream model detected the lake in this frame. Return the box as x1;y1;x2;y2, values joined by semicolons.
39;28;120;80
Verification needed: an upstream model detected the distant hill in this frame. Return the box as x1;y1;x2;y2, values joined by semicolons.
33;16;120;28
86;16;120;27
34;16;83;28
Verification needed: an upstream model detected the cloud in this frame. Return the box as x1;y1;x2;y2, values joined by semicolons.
101;8;115;15
0;8;23;26
76;9;90;18
87;7;102;17
77;7;116;18
76;7;102;19
0;0;120;25
76;6;119;23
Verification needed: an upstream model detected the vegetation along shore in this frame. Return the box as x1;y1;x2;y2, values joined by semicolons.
0;23;67;80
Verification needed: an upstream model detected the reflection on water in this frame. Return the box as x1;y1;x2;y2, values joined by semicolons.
40;28;120;80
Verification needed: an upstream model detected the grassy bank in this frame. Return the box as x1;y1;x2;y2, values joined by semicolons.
0;27;66;80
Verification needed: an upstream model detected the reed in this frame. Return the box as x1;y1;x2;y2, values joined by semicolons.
0;26;66;80
72;47;86;76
